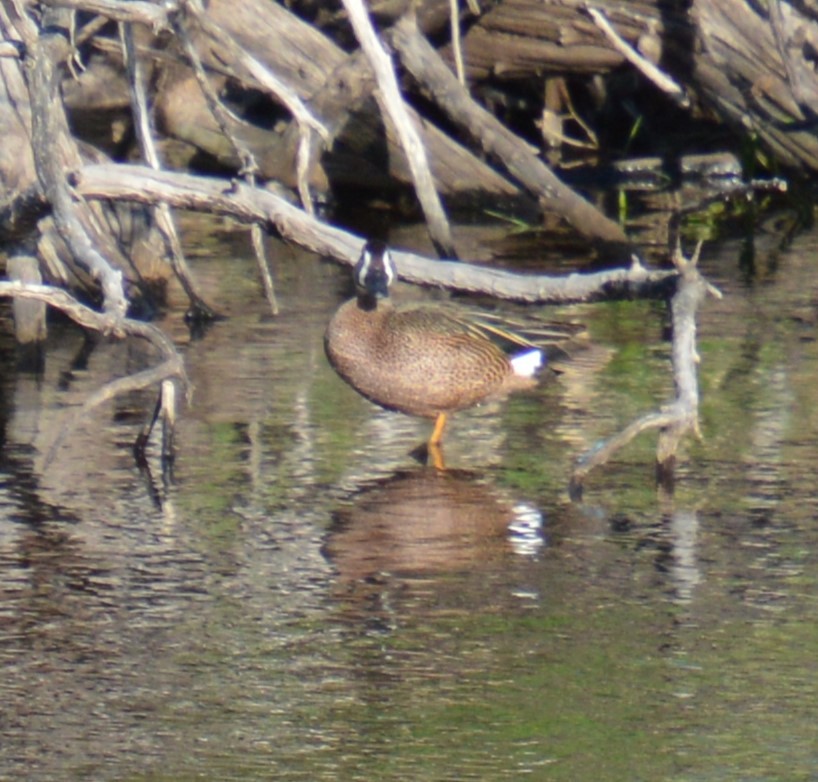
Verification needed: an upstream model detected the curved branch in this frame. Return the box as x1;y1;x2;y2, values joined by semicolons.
0;281;179;358
73;163;678;304
0;281;187;466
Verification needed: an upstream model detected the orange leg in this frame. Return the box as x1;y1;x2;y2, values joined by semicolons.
429;412;447;446
428;442;446;471
427;413;448;471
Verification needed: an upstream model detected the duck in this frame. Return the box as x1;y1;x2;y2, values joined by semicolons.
324;240;568;467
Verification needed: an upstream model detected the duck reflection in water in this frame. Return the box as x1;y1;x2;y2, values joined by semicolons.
322;468;544;589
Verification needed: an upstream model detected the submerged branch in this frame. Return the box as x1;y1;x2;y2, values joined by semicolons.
0;281;187;466
570;241;721;497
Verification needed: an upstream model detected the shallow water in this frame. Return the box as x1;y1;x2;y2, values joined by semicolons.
2;220;818;781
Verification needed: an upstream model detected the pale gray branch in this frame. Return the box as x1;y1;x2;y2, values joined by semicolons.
387;15;630;247
73;163;678;304
570;241;719;496
0;280;187;466
341;0;455;258
587;6;689;107
121;21;216;317
41;0;170;29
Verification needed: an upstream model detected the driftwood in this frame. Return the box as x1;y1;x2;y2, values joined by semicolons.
0;279;187;466
442;0;818;173
72;163;677;303
570;241;721;497
387;14;629;248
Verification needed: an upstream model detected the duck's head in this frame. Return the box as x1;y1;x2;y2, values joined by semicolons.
354;240;397;302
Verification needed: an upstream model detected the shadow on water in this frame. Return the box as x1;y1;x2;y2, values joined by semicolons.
2;221;818;780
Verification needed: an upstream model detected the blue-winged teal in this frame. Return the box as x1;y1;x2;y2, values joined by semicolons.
325;240;566;465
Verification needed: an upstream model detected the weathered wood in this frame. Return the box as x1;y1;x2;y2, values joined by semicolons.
693;0;818;172
122;21;217;318
7;254;47;346
388;15;630;247
570;242;720;496
155;0;520;198
342;0;455;257
73;163;679;304
438;0;818;172
23;19;128;318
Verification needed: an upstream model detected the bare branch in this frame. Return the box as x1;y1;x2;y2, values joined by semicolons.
120;22;217;318
0;280;186;466
387;15;630;247
587;6;689;108
570;243;721;496
20;18;129;318
41;0;171;29
341;0;456;258
72;163;678;304
170;10;279;313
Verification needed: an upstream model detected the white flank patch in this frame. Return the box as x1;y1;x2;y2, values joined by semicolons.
510;348;543;377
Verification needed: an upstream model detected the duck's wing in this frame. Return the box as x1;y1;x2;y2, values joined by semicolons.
461;310;589;364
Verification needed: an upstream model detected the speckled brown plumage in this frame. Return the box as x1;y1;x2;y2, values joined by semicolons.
325;297;536;419
324;241;542;450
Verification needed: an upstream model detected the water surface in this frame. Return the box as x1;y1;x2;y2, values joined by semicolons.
1;221;817;781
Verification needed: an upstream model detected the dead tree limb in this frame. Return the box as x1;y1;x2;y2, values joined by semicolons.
120;22;217;319
21;18;129;317
342;0;456;258
72;163;677;303
170;8;279;314
0;280;188;466
570;241;722;498
41;0;170;28
586;7;688;107
181;0;330;213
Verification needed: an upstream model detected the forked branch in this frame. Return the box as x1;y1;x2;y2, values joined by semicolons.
570;240;721;497
0;281;188;466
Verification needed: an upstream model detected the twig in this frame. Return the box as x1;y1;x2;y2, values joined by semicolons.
340;0;456;259
120;22;217;319
182;0;328;217
586;6;689;108
449;0;465;86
